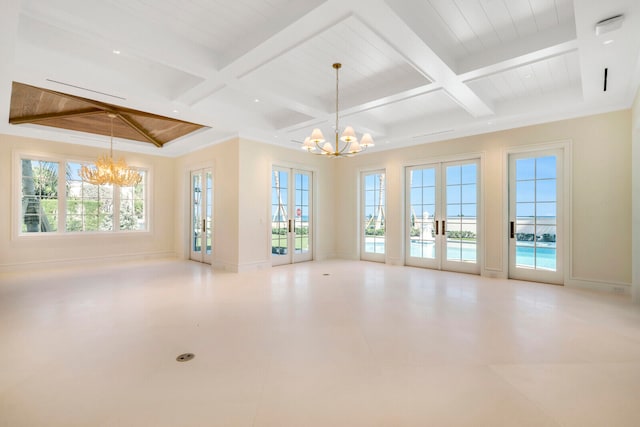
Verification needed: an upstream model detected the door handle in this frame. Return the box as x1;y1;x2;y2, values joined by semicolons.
510;221;515;239
434;220;438;235
202;219;206;233
288;219;292;233
441;220;445;235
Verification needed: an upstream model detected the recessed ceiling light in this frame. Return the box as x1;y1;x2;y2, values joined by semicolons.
112;49;121;55
173;109;179;113
254;98;260;103
603;39;614;45
487;121;493;125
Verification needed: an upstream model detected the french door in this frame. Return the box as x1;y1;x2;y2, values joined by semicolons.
271;167;313;266
405;159;480;274
361;170;386;262
190;168;212;264
509;150;563;284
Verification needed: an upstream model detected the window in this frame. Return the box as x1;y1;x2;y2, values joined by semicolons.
19;157;147;234
20;159;59;232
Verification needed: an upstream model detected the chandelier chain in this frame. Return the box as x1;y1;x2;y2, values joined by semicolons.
335;63;339;142
79;112;142;187
301;62;374;156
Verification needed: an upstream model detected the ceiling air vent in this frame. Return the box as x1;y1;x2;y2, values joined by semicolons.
411;129;454;139
46;79;126;100
595;15;624;36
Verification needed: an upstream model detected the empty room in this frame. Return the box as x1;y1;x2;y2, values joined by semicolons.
1;0;640;425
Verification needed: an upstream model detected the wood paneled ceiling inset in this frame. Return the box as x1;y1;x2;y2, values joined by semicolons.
9;82;207;147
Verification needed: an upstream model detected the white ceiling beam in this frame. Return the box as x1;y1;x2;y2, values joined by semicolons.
216;0;330;68
382;0;457;71
353;0;494;118
457;23;577;77
174;0;353;107
459;40;578;83
340;83;442;117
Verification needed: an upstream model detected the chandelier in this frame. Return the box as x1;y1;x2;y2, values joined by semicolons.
302;63;374;157
80;113;142;187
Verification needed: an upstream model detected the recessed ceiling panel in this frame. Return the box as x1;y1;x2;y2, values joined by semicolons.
17;15;204;99
104;0;326;65
352;89;465;127
240;16;431;112
467;51;581;104
265;109;315;130
393;0;575;59
205;86;315;129
9;82;206;147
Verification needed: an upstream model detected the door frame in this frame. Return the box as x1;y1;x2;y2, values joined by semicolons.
184;162;214;264
503;140;572;285
189;168;213;264
404;157;482;274
270;164;315;266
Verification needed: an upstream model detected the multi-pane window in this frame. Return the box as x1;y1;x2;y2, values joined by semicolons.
119;171;146;231
19;158;147;234
66;162;114;232
20;159;59;232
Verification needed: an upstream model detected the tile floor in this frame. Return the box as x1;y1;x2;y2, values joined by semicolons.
1;259;639;426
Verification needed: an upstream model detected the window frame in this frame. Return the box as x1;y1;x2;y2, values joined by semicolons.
13;150;150;238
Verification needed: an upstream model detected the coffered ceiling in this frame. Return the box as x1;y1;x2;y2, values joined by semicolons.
1;0;639;156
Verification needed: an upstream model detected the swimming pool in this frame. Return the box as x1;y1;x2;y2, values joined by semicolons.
364;240;556;270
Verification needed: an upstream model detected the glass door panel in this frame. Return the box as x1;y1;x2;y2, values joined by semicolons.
205;171;213;257
406;165;438;268
293;170;312;263
361;170;386;262
271;168;290;265
190;168;212;264
509;152;562;284
443;162;478;273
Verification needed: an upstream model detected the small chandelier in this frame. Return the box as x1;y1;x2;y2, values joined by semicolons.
302;63;374;157
80;113;142;187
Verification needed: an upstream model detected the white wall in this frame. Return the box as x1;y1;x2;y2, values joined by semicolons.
236;138;336;270
174;139;240;270
2;109;634;297
174;138;336;272
632;89;640;303
335;110;632;293
0;134;176;270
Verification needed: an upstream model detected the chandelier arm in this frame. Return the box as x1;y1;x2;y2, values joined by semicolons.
109;115;114;158
304;63;372;158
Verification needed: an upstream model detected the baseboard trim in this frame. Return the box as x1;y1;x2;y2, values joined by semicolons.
0;251;176;274
211;260;271;273
237;260;271;273
566;277;631;295
334;252;359;261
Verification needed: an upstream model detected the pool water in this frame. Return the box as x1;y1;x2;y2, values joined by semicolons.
364;240;557;270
